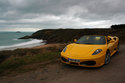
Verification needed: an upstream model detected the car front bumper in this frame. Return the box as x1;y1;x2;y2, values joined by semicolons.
61;53;106;67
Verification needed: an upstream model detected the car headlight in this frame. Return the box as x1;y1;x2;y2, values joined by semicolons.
63;47;67;52
92;49;102;55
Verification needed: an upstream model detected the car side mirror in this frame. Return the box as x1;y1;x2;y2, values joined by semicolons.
110;40;115;43
74;39;77;42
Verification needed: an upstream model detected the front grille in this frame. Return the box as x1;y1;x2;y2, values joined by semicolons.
61;57;68;62
80;61;96;66
70;62;79;65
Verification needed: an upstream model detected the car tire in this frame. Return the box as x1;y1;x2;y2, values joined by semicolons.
104;51;111;65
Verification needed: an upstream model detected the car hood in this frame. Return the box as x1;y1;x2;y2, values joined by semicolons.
65;43;106;58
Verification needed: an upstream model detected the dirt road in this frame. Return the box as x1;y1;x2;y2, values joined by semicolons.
0;45;125;83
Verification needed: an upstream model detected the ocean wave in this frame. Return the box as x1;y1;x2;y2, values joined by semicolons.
13;38;18;41
0;39;44;50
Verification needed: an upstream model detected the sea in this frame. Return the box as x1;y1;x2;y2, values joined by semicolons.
0;32;44;51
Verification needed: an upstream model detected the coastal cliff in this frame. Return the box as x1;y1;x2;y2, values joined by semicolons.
19;25;125;44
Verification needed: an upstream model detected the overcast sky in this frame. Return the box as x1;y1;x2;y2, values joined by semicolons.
0;0;125;32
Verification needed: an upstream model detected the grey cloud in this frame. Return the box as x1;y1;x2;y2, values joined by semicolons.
0;0;125;31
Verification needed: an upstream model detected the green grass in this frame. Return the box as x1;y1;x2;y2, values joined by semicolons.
0;52;60;75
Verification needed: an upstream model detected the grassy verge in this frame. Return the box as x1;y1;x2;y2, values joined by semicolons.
0;52;60;76
0;44;66;76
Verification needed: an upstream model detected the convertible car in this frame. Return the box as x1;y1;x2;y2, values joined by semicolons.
61;35;119;67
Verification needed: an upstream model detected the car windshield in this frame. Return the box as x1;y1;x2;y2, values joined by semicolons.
76;36;106;45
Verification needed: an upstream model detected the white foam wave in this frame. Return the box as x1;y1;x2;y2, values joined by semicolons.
13;38;18;40
0;39;44;51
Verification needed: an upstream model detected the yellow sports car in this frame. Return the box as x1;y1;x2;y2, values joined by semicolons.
61;35;119;67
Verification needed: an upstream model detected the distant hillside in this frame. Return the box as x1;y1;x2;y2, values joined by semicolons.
111;24;125;29
19;27;125;44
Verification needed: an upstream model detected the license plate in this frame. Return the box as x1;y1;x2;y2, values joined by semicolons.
68;58;80;62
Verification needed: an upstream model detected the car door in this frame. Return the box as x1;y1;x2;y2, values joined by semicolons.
107;37;115;55
112;37;119;50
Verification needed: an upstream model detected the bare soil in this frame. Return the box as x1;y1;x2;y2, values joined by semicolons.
33;43;67;49
0;45;125;83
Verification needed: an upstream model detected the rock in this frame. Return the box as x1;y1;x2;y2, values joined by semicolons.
16;31;21;33
19;35;31;39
